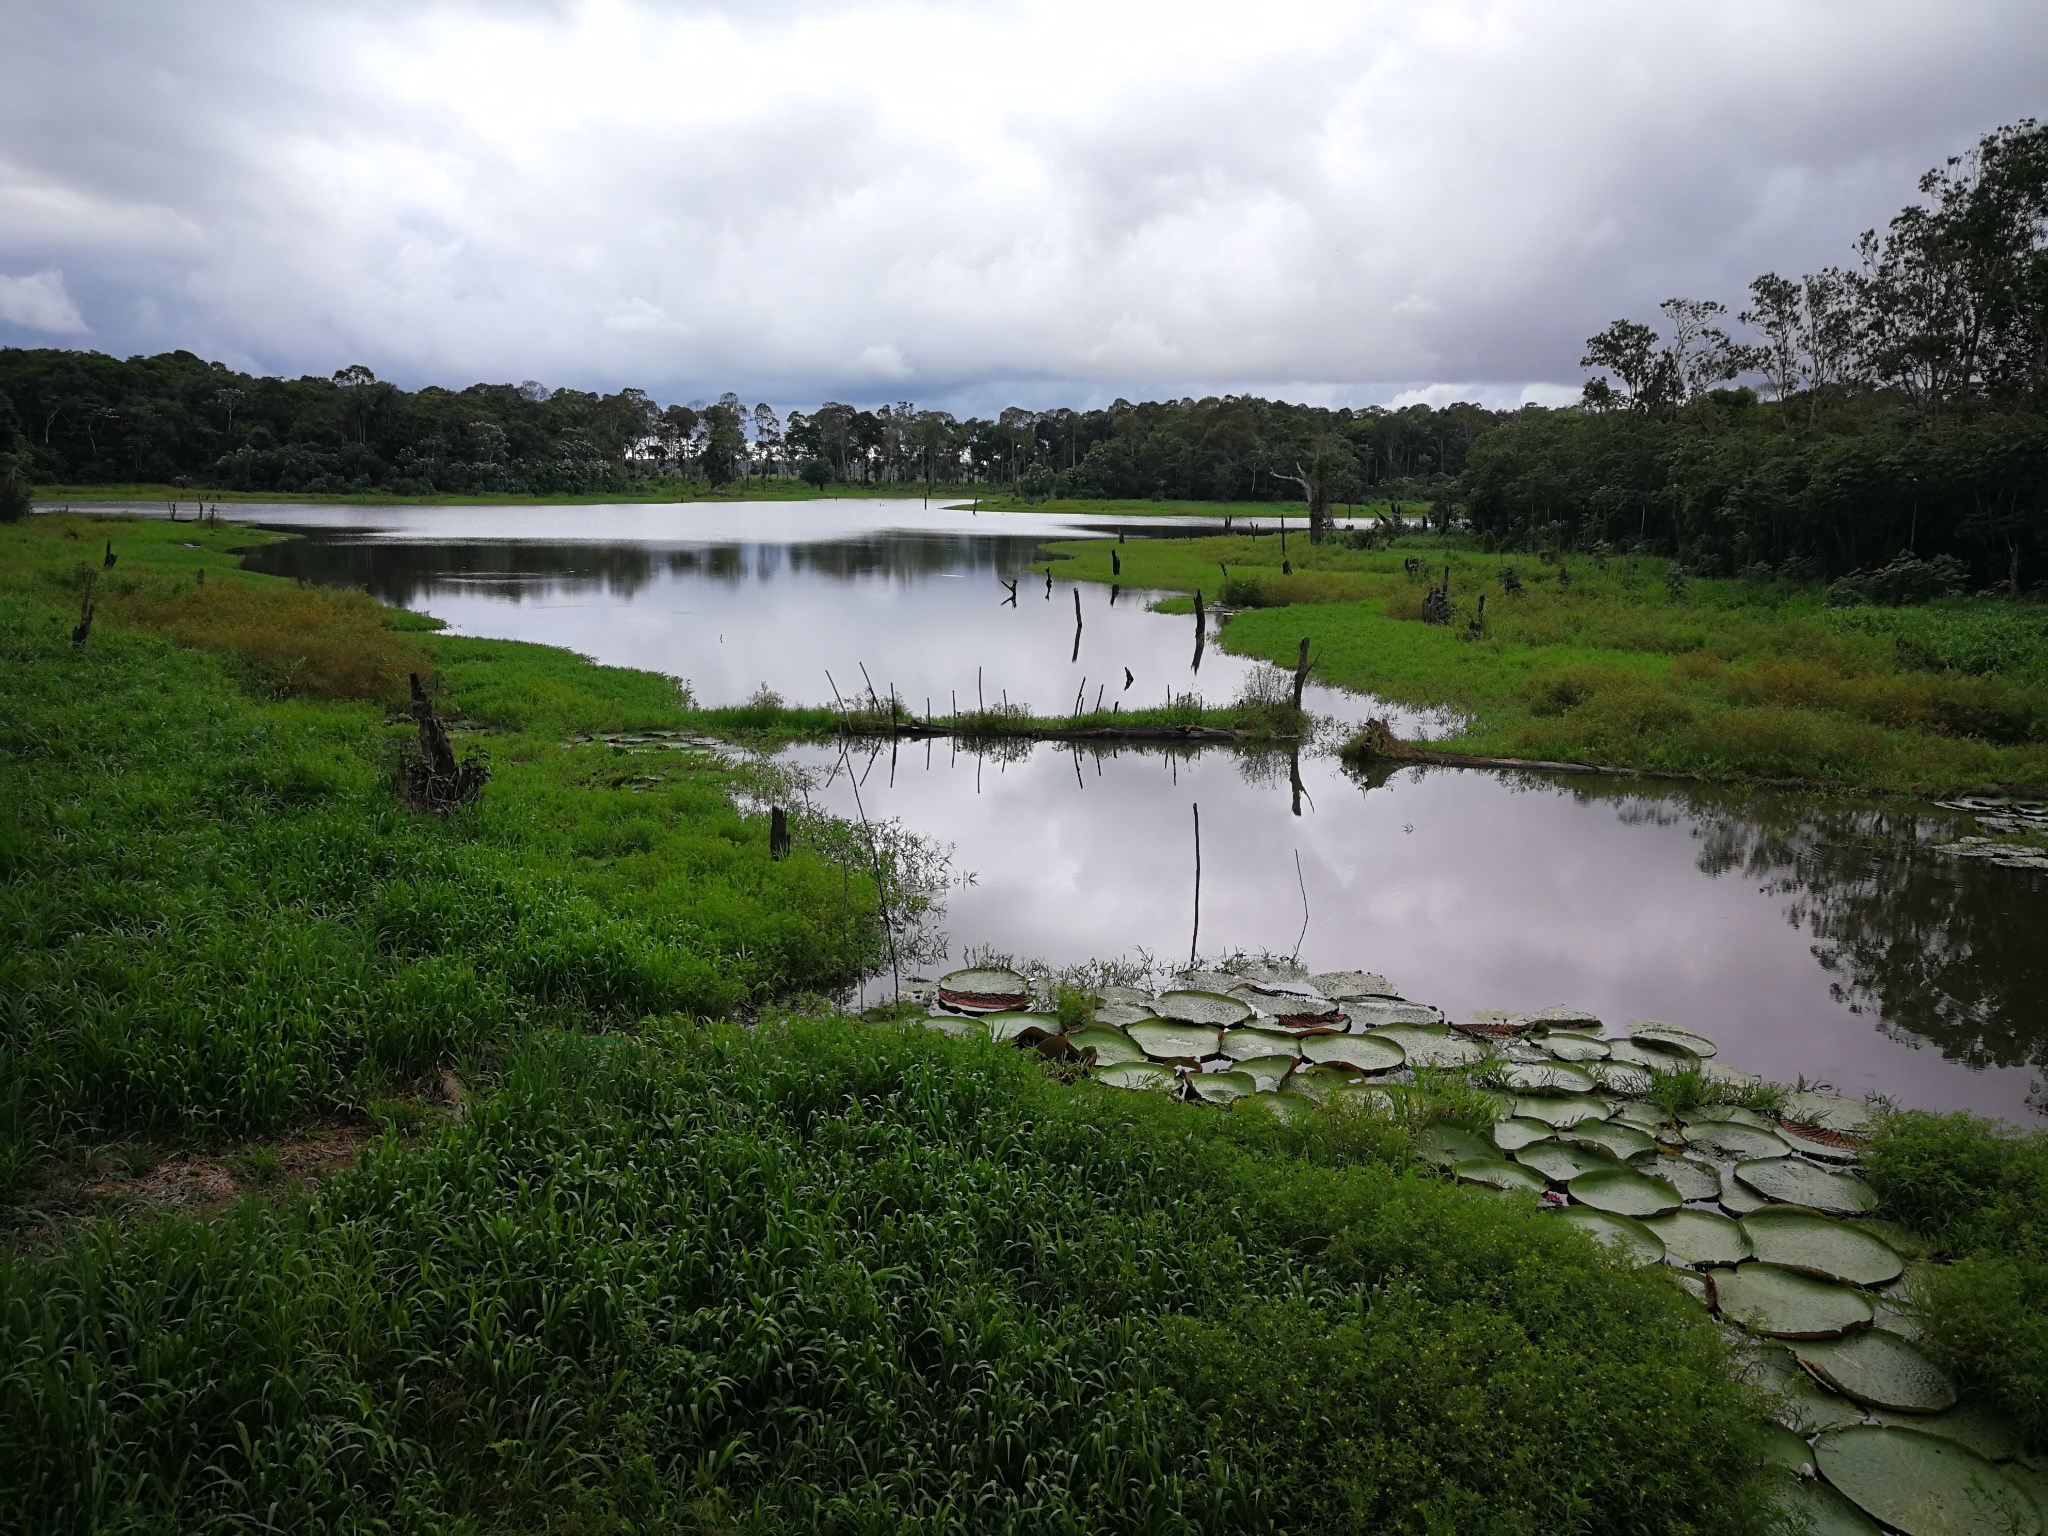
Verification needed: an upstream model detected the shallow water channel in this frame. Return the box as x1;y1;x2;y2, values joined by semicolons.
150;497;2048;1122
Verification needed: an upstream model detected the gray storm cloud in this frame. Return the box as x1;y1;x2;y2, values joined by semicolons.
1;0;2042;410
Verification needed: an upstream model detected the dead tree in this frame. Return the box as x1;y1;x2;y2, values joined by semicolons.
70;574;95;648
1291;637;1315;709
769;807;792;860
397;672;490;814
1466;593;1488;639
102;540;116;569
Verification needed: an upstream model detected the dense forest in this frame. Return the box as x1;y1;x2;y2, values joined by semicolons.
2;118;2043;584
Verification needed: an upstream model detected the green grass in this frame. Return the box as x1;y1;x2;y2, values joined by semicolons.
0;1019;1781;1534
1863;1110;2048;1448
962;494;1424;521
1042;531;2048;794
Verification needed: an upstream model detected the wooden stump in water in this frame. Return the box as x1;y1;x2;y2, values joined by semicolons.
1292;636;1314;709
769;806;792;860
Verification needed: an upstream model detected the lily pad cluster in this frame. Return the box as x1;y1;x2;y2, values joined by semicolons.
914;961;2041;1531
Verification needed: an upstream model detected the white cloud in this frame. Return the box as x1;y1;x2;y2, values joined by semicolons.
0;0;2042;406
0;267;86;334
1388;381;1582;411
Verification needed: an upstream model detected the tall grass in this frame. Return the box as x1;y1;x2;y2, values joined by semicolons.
0;1022;1780;1534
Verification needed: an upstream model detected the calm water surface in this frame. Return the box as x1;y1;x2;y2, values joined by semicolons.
100;498;2045;1121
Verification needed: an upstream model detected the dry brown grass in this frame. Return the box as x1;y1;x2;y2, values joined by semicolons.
110;577;427;702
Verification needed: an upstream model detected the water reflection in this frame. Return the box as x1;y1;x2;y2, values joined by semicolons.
229;499;1446;728
790;740;2044;1123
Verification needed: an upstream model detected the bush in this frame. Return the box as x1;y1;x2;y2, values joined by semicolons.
799;457;833;490
1219;573;1274;608
1824;552;1968;607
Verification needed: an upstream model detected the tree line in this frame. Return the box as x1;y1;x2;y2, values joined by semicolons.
4;117;2043;586
1465;118;2048;590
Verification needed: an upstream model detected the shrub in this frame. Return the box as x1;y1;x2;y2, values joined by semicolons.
1219;573;1273;608
1824;552;1968;607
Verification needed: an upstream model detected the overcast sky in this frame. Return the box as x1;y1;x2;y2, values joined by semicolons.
2;0;2043;416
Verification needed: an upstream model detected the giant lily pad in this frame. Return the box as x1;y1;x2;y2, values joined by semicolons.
1772;1479;1882;1536
1683;1104;1775;1130
1285;1064;1353;1103
1778;1120;1865;1163
1173;970;1242;995
1066;1025;1147;1066
1720;1166;1772;1216
1762;1422;1818;1476
1610;1099;1671;1130
1743;1208;1904;1286
1454;1158;1548;1194
1218;1027;1302;1061
1531;1005;1603;1027
1554;1207;1665;1265
1632;1152;1720;1202
1157;990;1253;1027
1784;1091;1875;1135
1310;970;1397;1000
1709;1263;1874;1339
1239;1090;1314;1124
1737;1341;1865;1434
921;1014;986;1039
1186;1070;1259;1105
1569;1166;1683;1217
1232;1054;1297;1092
1608;1035;1701;1071
1492;1116;1555;1152
1096;1061;1177;1092
1700;1060;1760;1090
1095;984;1153;1007
1685;1119;1791;1160
1814;1425;2042;1536
1874;1399;2025;1464
983;1011;1061;1043
1128;1019;1223;1061
1367;1024;1483;1067
1415;1124;1495;1168
1736;1159;1877;1216
936;967;1029;1012
1347;998;1446;1028
1512;1093;1611;1129
1628;1020;1719;1057
1300;1033;1406;1074
1092;1002;1157;1028
1643;1209;1751;1266
1562;1120;1656;1160
1516;1141;1618;1184
1325;1082;1399;1117
1537;1031;1611;1062
1795;1330;1956;1414
1499;1060;1597;1094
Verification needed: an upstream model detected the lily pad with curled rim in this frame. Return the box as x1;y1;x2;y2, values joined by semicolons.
1873;1399;2025;1464
1515;1141;1618;1184
1454;1158;1549;1194
1310;970;1398;1000
1794;1330;1956;1414
1569;1166;1684;1218
1736;1159;1877;1216
1672;1270;1713;1307
1709;1262;1875;1338
1814;1425;2042;1536
1301;1033;1407;1074
1232;1054;1298;1093
1762;1422;1819;1476
1779;1121;1866;1164
1218;1027;1302;1061
1095;984;1153;1007
1066;1025;1147;1066
921;1014;988;1039
1285;1064;1356;1104
1096;1061;1178;1092
1325;1082;1400;1117
1771;1478;1882;1536
1784;1091;1875;1135
1631;1151;1722;1202
1537;1031;1611;1061
935;967;1030;1012
1173;970;1243;994
1720;1167;1773;1217
1553;1207;1665;1265
1092;1002;1157;1028
1627;1019;1719;1057
1492;1116;1555;1152
1498;1060;1598;1094
1531;1005;1604;1028
1128;1019;1224;1061
1512;1092;1612;1129
1157;990;1253;1027
1415;1124;1496;1168
1608;1036;1702;1072
1682;1104;1775;1130
1643;1209;1752;1266
1365;1024;1482;1067
1561;1120;1656;1160
1610;1099;1671;1131
1700;1059;1761;1091
1239;1090;1315;1124
1742;1208;1904;1286
1685;1119;1791;1161
1347;998;1447;1028
1186;1070;1259;1106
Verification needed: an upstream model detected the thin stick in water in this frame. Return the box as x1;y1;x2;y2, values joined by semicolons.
1189;802;1202;967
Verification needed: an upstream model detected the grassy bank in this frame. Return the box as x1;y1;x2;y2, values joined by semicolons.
962;494;1422;521
1045;530;2048;794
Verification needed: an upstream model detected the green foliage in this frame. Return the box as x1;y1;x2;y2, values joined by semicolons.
1864;1110;2048;1447
0;1022;1780;1533
798;455;832;489
1824;552;1969;608
1052;983;1092;1031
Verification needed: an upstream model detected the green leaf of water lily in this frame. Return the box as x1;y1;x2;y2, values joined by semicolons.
1553;1207;1665;1266
1066;1025;1146;1066
1095;1061;1178;1092
1708;1262;1874;1339
1453;1158;1549;1194
1156;990;1253;1027
1814;1425;2041;1536
1643;1209;1752;1266
1742;1208;1904;1287
1735;1159;1877;1216
1300;1033;1406;1073
1795;1330;1957;1414
1568;1165;1683;1218
1128;1019;1224;1061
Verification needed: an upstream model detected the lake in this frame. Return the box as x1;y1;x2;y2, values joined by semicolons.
98;496;2048;1122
